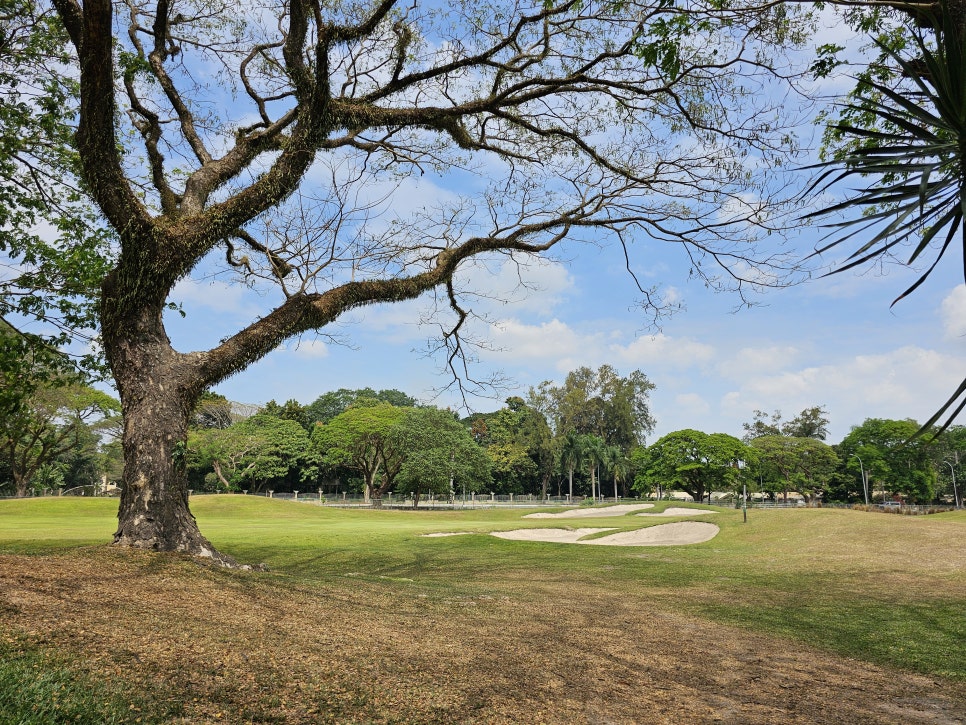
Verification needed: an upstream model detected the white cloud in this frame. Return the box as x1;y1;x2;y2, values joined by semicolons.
674;393;711;417
718;345;802;379
492;258;574;315
941;284;966;341
290;339;330;359
482;318;717;376
662;286;683;306
716;345;962;441
610;333;716;368
349;298;431;338
487;318;593;361
170;278;255;315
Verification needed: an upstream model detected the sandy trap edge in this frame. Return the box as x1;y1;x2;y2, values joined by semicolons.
489;521;720;546
524;503;655;519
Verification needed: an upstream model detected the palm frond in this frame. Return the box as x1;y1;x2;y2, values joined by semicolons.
805;2;966;434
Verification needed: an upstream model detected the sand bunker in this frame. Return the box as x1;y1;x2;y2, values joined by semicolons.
490;527;616;543
491;521;719;546
524;503;655;519
421;532;473;537
636;507;718;517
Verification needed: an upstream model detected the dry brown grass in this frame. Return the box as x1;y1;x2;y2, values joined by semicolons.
2;546;964;724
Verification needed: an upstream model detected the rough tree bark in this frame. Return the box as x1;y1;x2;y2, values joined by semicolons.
105;300;222;559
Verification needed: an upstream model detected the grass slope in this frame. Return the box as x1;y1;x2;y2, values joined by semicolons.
1;496;964;723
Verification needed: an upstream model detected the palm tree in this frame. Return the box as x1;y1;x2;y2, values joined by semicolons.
603;445;631;500
807;7;966;432
559;429;583;499
580;434;606;501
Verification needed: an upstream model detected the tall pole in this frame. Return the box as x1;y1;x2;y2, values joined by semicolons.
945;460;961;509
851;454;869;505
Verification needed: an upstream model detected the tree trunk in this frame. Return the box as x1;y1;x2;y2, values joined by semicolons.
363;465;379;503
211;460;232;489
106;303;237;567
13;470;28;498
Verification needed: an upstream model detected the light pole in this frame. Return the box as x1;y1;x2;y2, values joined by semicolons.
736;459;747;523
851;453;869;505
945;460;961;509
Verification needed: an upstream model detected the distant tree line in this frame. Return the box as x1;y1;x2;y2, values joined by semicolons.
635;407;962;506
2;342;963;506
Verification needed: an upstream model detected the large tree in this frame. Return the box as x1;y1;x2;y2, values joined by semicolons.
837;418;938;503
0;377;119;497
40;0;814;561
750;434;839;503
742;406;830;442
189;413;317;493
467;397;553;496
636;429;753;504
312;402;407;503
305;388;416;425
392;407;491;507
531;365;657;450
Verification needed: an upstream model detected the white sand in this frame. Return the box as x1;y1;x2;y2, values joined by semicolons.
490;521;719;547
524;504;655;519
581;521;719;546
421;532;473;537
636;507;718;517
490;527;616;543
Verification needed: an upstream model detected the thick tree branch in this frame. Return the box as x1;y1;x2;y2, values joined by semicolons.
54;0;153;240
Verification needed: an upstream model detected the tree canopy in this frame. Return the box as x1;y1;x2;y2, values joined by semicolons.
530;366;657;450
838;418;938;503
391;407;491;506
312;402;407;503
305;389;417;425
466;397;553;496
750;434;839;502
189;413;318;493
0;0;110;372
635;429;753;503
0;375;119;497
742;406;830;441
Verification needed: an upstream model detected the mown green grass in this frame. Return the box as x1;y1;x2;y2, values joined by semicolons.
2;495;965;682
0;497;118;553
0;636;166;725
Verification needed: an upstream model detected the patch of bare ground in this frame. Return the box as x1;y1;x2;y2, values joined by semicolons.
1;548;963;724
